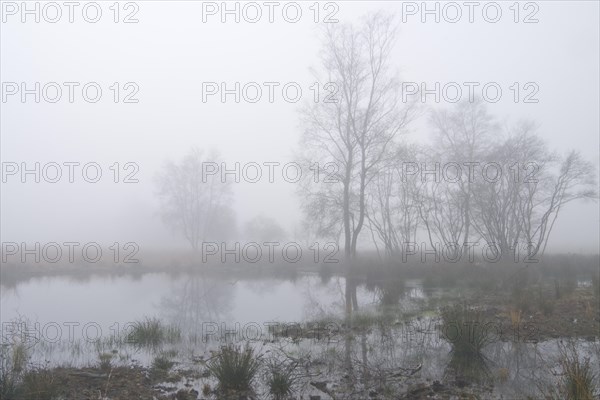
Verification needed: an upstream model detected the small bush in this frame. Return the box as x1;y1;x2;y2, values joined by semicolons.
208;344;261;393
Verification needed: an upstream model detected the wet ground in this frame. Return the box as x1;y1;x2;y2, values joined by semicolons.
1;268;598;399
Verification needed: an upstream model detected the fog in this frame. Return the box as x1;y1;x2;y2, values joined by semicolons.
2;1;598;253
1;2;599;399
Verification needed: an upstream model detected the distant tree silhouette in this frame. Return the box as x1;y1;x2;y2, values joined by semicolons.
155;148;236;250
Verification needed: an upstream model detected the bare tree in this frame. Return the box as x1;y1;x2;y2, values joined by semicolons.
417;178;467;253
428;98;496;248
470;125;598;261
523;150;597;258
155;148;236;251
419;101;597;263
468;126;543;259
299;12;416;259
367;143;423;259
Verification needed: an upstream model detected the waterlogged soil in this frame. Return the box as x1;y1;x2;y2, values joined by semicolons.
476;288;600;341
23;364;496;400
3;271;598;399
21;366;203;400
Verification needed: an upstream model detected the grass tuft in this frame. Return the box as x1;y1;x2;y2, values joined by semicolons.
16;368;58;400
97;352;114;372
267;359;298;400
440;304;494;356
150;353;176;381
440;303;494;383
207;344;261;394
128;317;181;349
558;343;598;400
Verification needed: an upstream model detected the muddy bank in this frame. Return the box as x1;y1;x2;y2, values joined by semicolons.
9;364;498;400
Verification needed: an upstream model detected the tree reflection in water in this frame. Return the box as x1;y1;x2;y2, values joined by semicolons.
158;272;235;342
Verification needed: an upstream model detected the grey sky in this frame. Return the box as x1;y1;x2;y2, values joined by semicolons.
1;1;598;253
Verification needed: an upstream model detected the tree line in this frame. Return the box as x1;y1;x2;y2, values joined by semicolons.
155;12;597;263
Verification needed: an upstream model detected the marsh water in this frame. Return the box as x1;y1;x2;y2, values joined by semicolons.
1;271;598;398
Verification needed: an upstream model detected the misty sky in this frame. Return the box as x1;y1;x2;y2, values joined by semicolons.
1;1;598;253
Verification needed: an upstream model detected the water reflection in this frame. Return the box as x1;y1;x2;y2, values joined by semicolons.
1;270;598;399
158;272;234;334
444;350;492;385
